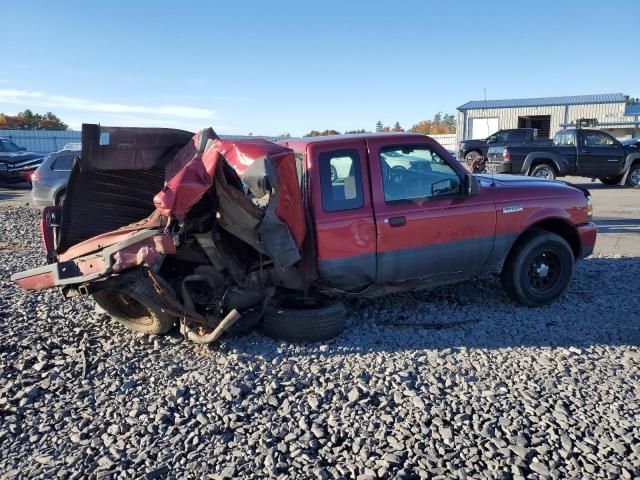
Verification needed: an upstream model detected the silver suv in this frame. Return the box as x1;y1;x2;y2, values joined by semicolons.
31;147;80;206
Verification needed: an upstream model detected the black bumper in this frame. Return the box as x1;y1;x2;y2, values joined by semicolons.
0;170;33;183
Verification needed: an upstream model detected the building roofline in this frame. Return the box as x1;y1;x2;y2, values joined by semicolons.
457;93;626;111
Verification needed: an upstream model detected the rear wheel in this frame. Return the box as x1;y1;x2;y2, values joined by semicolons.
530;164;556;180
500;232;574;307
599;176;623;185
262;297;346;342
626;163;640;187
92;270;177;335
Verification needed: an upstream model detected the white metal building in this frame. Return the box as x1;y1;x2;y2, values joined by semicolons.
456;93;640;145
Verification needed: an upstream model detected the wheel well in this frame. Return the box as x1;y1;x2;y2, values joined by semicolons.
514;219;581;259
530;160;557;172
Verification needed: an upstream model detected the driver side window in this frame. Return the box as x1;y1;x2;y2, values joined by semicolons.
583;131;615;147
380;146;460;203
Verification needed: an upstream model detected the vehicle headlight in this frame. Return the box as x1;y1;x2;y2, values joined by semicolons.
586;197;593;217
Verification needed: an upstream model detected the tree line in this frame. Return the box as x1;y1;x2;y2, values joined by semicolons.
0;109;69;131
301;112;456;137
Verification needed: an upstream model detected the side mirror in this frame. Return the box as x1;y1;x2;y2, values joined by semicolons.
19;147;27;151
487;135;497;144
464;173;480;196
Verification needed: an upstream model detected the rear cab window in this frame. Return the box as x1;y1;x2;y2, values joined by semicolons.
318;149;363;211
554;131;575;146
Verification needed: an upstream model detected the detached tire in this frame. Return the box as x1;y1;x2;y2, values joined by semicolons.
530;164;556;180
92;270;177;335
262;298;346;342
500;232;574;307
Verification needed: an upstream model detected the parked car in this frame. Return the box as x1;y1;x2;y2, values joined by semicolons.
0;137;45;183
486;128;640;186
31;147;80;206
13;124;596;344
458;128;550;166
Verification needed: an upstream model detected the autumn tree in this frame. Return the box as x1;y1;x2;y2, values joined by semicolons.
409;112;456;135
344;129;368;134
0;109;68;130
303;129;341;137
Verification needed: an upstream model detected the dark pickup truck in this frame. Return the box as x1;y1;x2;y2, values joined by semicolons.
0;137;45;183
487;128;640;186
458;128;550;167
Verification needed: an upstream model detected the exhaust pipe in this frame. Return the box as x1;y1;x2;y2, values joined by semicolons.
180;308;242;344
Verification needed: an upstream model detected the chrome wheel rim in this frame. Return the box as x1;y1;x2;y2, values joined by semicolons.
534;168;553;179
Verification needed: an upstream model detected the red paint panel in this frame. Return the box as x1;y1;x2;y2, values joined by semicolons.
577;222;597;257
112;235;177;271
58;217;162;262
15;272;56;291
491;184;589;237
366;136;496;248
306;139;376;263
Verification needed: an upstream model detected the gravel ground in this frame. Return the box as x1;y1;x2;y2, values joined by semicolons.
1;204;639;480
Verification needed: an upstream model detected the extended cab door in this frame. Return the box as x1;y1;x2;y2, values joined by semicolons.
307;139;377;289
367;137;496;284
577;130;626;176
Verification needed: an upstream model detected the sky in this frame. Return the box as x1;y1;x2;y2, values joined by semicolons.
2;0;638;136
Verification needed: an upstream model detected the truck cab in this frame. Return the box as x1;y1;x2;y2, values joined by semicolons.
285;134;495;290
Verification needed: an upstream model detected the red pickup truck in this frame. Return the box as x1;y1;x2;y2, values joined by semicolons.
12;124;597;343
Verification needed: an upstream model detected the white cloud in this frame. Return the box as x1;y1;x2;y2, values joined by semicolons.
0;89;214;119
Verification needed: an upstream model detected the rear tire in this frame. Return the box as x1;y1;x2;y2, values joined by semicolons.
92;270;177;335
599;176;623;185
530;164;556;180
625;163;640;187
262;298;346;342
500;232;574;307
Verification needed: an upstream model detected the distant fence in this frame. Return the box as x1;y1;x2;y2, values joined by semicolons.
0;130;81;153
429;133;456;151
0;129;280;154
1;129;459;154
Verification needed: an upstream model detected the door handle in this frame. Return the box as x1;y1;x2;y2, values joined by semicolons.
385;216;406;227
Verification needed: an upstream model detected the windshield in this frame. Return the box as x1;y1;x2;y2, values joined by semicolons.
0;139;23;152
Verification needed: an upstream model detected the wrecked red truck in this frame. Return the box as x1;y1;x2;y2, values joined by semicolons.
12;124;597;343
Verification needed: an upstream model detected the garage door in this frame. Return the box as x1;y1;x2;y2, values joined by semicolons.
470;118;499;140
